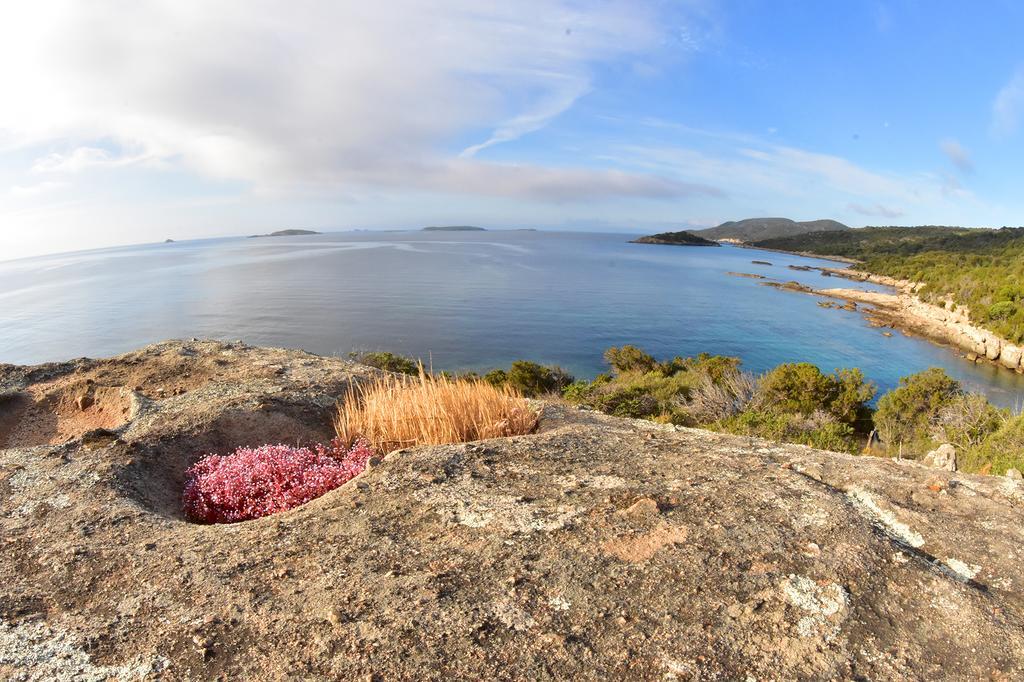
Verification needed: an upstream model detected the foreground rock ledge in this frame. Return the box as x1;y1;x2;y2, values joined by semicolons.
2;341;1023;680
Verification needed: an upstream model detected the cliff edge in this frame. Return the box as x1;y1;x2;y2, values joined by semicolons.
2;341;1023;679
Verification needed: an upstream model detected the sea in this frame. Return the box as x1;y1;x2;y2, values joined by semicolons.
2;229;1023;407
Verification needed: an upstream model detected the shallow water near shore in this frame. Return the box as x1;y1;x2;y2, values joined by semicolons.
2;230;1023;407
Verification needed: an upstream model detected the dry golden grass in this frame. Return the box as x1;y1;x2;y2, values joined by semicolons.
334;368;539;452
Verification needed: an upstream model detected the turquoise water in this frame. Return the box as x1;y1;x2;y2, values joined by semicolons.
2;230;1023;407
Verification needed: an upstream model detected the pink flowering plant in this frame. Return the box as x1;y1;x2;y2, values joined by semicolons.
182;440;373;523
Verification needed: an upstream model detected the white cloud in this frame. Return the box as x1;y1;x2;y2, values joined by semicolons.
992;66;1024;138
939;138;973;173
612;141;921;202
0;0;688;202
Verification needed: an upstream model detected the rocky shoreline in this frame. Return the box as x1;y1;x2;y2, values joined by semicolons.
3;340;1024;678
814;269;1024;374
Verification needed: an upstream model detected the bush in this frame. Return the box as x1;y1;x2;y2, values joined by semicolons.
961;414;1024;475
183;441;373;524
988;301;1018;321
716;409;859;454
753;363;875;428
682;369;757;424
484;361;574;397
603;345;657;374
596;386;661;419
350;351;419;375
873;368;962;455
335;370;538;451
932;393;1006;450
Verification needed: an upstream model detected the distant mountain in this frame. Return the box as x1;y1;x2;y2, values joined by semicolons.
248;229;321;238
422;225;486;232
630;230;720;247
695;218;848;243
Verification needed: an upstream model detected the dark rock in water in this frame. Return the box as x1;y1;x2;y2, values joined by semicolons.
761;280;814;293
2;340;1023;679
751;260;773;266
787;264;813;271
164;239;174;243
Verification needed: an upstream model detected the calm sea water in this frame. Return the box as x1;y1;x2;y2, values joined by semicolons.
2;230;1023;407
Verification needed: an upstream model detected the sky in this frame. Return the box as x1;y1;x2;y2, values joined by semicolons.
1;0;1024;260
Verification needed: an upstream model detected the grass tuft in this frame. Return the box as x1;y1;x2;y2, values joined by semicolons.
335;367;539;452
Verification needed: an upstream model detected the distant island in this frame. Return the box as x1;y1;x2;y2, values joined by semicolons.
630;230;720;247
694;217;849;243
248;229;321;238
422;225;486;232
164;239;174;243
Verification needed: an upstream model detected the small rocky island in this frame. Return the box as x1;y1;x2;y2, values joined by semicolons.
422;225;486;232
248;229;321;238
630;230;720;246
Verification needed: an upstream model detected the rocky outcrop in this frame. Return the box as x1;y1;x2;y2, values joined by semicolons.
810;269;1024;374
2;341;1024;679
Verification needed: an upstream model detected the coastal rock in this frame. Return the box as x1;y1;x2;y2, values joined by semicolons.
1000;345;1023;370
1;341;1023;679
1006;468;1023;482
986;339;1002;361
809;273;1024;376
922;443;957;472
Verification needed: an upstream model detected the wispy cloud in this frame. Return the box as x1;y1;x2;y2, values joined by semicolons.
0;1;682;202
992;65;1024;138
939;138;973;173
848;202;904;218
460;77;590;158
31;146;154;173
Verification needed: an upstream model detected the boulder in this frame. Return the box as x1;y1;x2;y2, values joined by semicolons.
1006;468;1023;482
1000;344;1024;371
986;338;1003;361
922;443;957;471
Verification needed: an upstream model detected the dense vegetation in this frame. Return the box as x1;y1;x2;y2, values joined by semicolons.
365;346;1024;475
755;226;1024;342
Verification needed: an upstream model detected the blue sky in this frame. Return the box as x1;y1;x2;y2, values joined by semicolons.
2;1;1023;259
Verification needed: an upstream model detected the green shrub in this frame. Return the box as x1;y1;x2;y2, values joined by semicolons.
603;345;657;374
483;361;574;397
350;351;419;375
562;381;595;404
755;363;838;416
961;414;1024;475
987;300;1017;321
598;386;661;419
873;368;962;456
716;409;859;454
831;368;877;428
753;363;875;428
